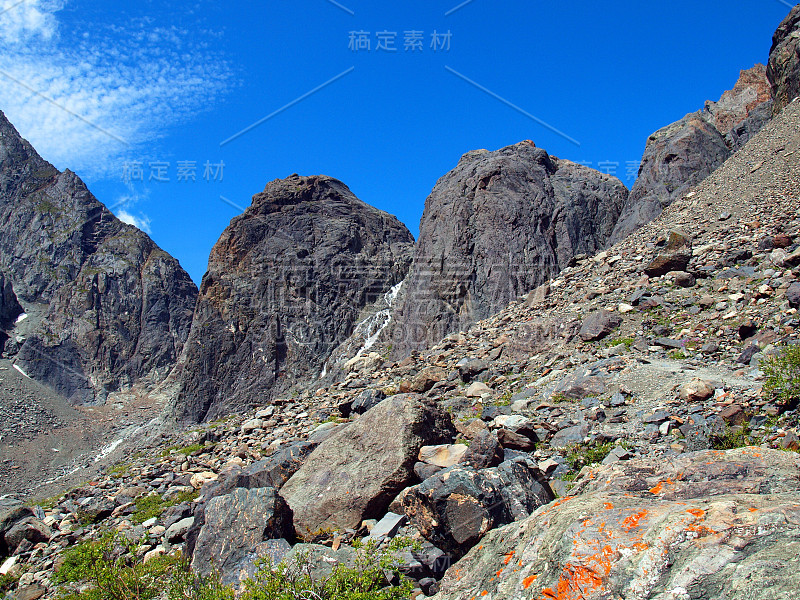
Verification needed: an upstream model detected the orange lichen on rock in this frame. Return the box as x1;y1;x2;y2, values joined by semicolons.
621;510;648;531
523;574;538;589
503;550;515;565
686;508;705;518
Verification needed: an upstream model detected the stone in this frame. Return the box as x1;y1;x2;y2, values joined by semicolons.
407;367;446;393
465;381;491;398
579;310;622;342
280;394;455;537
461;430;504;469
549;423;589;448
4;518;51;553
457;358;489;382
402;459;553;559
787;281;800;308
349;389;386;415
388;141;627;356
170;174;415;422
496;428;537;452
418;444;469;468
15;584;46;600
364;512;406;543
165;517;194;543
679;378;715;402
191;487;293;579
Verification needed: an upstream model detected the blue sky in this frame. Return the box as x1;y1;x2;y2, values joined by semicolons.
0;0;793;284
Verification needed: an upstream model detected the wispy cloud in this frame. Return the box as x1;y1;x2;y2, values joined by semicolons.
116;209;152;234
0;1;232;179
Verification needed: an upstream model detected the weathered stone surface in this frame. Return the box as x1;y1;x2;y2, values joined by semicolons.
191;487;293;578
418;444;469;468
611;66;772;243
0;111;198;404
171;174;414;422
579;310;621;342
787;281;800;308
402;459;553;559
768;5;800;113
679;377;715;402
4;517;51;553
389;141;627;355
0;500;32;556
461;429;504;469
432;449;800;600
279;394;455;537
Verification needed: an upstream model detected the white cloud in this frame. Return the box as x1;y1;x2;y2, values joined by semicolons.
0;0;62;43
0;1;232;178
116;209;152;234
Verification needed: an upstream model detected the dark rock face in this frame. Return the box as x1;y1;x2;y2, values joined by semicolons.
0;111;198;404
389;141;627;356
190;487;293;579
768;5;800;113
171;174;414;423
402;459;553;559
611;66;773;243
279;393;455;537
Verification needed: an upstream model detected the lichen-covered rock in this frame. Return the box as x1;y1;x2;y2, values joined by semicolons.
388;141;627;356
432;448;800;600
171;174;414;422
768;5;800;113
279;393;455;537
0;111;198;404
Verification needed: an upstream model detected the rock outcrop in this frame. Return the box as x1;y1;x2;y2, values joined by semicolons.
431;448;800;600
279;393;454;537
610;65;773;243
171;174;414;422
388;141;627;356
0;111;198;404
768;5;800;113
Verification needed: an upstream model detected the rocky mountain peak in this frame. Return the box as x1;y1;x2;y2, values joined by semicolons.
0;111;198;404
171;174;415;423
768;4;800;113
386;141;627;356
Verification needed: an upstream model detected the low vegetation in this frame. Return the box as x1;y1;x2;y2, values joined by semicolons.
762;344;800;406
54;534;415;600
131;490;198;525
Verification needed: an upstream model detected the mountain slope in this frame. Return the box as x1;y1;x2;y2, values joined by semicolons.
0;111;198;404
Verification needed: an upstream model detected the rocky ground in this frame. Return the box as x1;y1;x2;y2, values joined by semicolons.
1;96;799;600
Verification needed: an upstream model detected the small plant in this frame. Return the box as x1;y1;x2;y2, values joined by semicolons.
711;424;758;450
130;490;198;525
107;462;131;479
160;443;205;458
455;438;471;446
493;390;513;406
550;393;574;404
0;572;20;594
762;344;800;406
669;350;688;360
606;337;634;350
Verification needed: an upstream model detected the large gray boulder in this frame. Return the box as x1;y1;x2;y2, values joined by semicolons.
191;487;293;579
389;141;627;355
279;393;455;538
431;448;800;600
170;174;414;422
768;5;800;113
0;111;197;404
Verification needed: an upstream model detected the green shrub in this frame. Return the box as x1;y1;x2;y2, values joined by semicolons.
0;573;20;594
762;344;800;405
711;425;758;450
55;534;179;600
131;490;198;524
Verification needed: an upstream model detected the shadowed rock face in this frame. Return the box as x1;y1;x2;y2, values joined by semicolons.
387;141;628;357
768;5;800;113
0;111;198;404
171;174;414;423
610;65;773;244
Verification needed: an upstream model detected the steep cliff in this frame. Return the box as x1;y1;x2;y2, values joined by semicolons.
0;111;198;404
388;141;628;356
171;174;414;423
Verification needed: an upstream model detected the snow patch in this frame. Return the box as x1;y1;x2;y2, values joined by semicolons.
14;312;27;324
12;364;29;378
